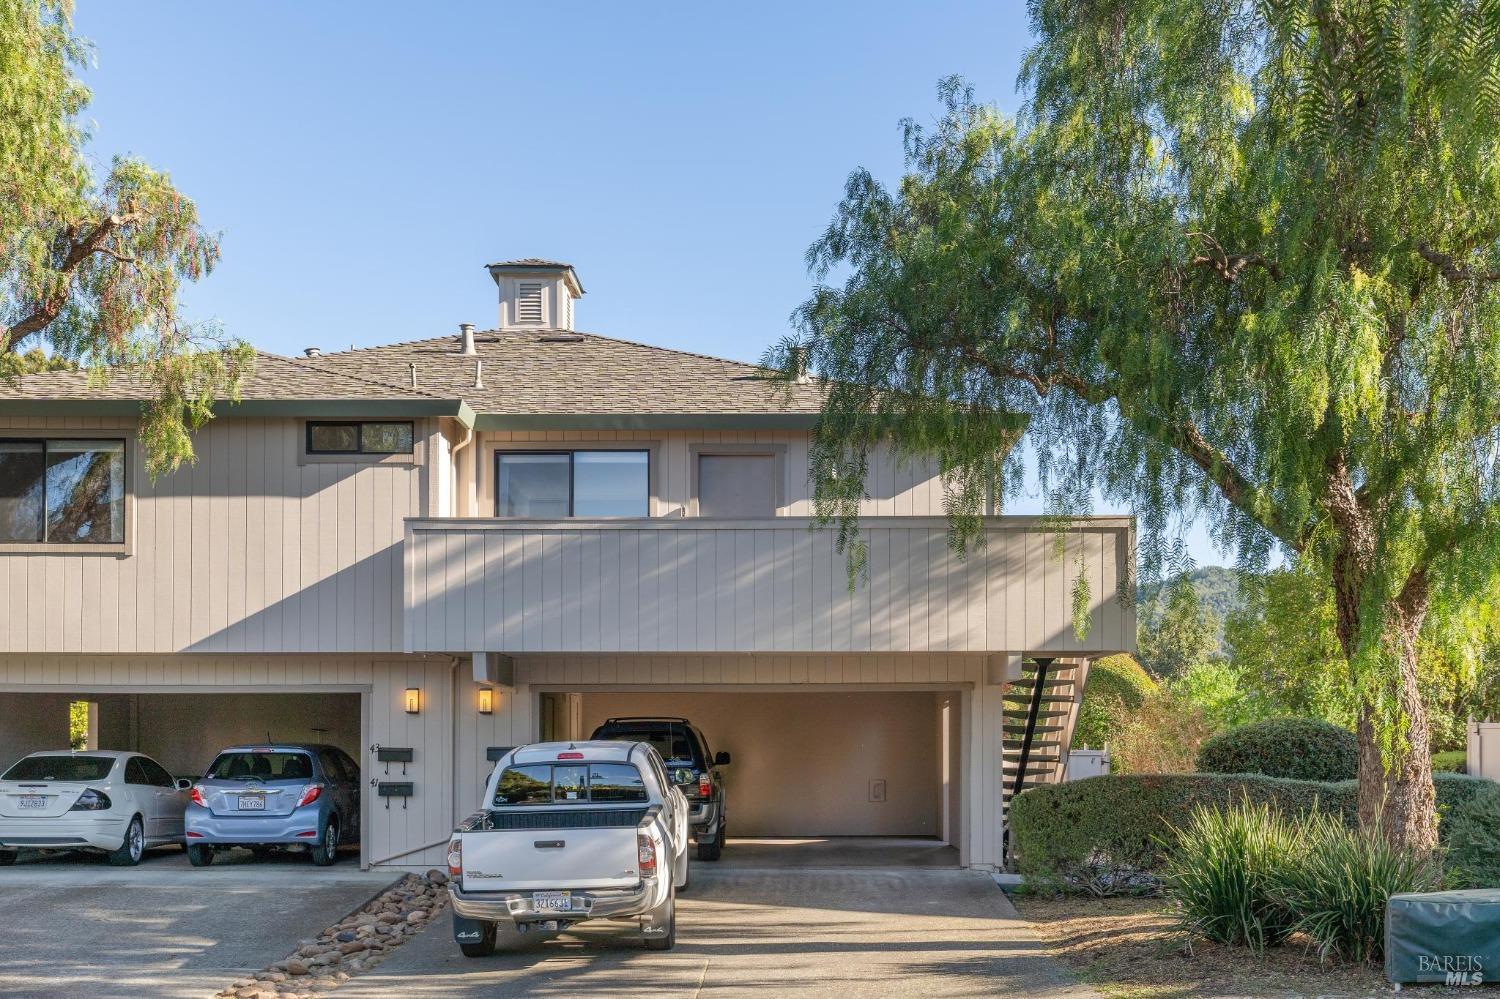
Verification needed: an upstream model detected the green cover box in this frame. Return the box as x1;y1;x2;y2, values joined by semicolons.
1386;889;1500;985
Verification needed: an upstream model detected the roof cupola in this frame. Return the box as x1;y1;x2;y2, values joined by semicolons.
486;258;584;331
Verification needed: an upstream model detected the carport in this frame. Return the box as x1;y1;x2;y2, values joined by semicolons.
0;689;369;865
535;687;964;866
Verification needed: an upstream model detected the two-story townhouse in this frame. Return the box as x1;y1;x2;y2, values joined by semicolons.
0;260;1134;871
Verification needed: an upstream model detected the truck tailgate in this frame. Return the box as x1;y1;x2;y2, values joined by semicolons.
462;807;646;892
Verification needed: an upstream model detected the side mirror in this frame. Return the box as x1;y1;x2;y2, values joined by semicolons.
176;778;193;791
714;751;732;766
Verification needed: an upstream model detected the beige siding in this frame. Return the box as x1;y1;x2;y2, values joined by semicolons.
0;417;433;655
405;518;1135;656
475;430;945;517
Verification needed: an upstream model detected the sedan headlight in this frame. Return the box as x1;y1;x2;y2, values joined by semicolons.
69;789;112;811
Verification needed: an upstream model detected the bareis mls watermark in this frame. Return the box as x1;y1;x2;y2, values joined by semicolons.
1418;955;1485;986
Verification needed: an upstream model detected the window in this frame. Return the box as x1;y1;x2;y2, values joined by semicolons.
698;453;777;517
206;751;314;780
125;758;150;785
492;762;649;806
306;421;414;455
0;438;125;544
2;754;114;782
496;450;648;517
139;757;176;788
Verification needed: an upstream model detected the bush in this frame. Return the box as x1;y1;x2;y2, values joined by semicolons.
1071;654;1157;749
1009;771;1492;892
1431;749;1467;773
1109;689;1214;774
1443;781;1500;888
1196;718;1358;781
1274;813;1442;963
1161;800;1301;951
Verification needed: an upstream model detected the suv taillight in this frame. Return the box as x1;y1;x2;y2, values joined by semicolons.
296;784;323;808
637;833;657;877
698;772;712;797
447;838;463;879
190;785;207;807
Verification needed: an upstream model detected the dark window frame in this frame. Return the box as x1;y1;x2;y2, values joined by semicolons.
305;421;415;456
494;449;651;518
0;436;128;546
491;761;650;807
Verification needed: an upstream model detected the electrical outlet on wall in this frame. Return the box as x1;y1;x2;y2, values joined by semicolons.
869;779;887;803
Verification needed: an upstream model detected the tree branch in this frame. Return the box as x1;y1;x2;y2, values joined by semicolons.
1415;242;1500;284
0;211;142;353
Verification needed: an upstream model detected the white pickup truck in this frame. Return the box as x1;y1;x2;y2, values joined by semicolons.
446;741;690;956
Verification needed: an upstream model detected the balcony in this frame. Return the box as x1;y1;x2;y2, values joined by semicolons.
402;516;1134;656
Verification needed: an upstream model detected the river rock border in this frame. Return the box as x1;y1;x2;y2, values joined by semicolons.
215;870;451;999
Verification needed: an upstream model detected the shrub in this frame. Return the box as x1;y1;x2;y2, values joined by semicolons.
1110;689;1214;774
1443;779;1500;888
1196;718;1358;781
1161;800;1301;952
1274;813;1442;963
1071;654;1157;749
1431;749;1467;774
1009;771;1490;892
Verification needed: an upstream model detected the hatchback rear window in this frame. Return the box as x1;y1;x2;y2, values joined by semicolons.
207;751;314;781
493;762;647;806
3;755;115;782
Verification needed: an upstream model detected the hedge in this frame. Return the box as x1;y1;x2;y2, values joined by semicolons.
1196;717;1358;781
1009;771;1500;893
1071;654;1157;749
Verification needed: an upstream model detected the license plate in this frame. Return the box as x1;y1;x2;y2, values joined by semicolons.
532;891;573;912
17;795;45;810
238;795;265;810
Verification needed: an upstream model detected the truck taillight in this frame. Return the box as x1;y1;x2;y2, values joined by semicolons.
637;833;657;877
190;785;207;807
296;784;323;808
447;838;463;879
698;772;712;797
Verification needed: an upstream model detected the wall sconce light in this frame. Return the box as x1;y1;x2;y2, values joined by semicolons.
404;688;421;715
477;687;495;715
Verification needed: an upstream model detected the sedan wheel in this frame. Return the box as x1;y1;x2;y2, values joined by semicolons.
107;817;145;867
311;820;339;867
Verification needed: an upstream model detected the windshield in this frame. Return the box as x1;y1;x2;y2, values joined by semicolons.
3;755;115;782
590;721;703;769
206;751;313;781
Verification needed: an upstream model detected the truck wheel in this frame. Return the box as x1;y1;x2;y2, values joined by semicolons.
186;843;215;867
0;850;16;866
107;817;145;867
644;889;676;951
696;820;724;862
458;920;498;958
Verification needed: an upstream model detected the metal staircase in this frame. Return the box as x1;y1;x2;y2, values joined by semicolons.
1001;656;1090;818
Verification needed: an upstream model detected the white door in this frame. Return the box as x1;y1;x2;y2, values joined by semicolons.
140;757;186;840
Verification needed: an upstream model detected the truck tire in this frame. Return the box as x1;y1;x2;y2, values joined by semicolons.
0;850;16;867
644;888;676;951
696;819;724;862
458;920;498;958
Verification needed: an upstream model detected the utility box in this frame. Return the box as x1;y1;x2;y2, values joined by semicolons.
1385;889;1500;985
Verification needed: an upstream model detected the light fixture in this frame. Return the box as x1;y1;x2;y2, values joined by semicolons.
477;687;494;715
404;688;421;714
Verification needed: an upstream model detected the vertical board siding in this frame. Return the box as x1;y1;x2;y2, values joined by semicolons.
0;418;428;655
405;519;1135;655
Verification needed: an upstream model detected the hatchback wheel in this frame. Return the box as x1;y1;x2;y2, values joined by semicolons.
311;820;339;867
186;843;215;867
107;817;145;867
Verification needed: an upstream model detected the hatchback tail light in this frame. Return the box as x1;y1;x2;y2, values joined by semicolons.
190;785;207;807
296;784;324;808
697;772;712;797
637;832;657;877
447;838;463;879
69;788;111;811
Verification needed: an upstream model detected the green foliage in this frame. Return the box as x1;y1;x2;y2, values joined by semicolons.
1071;654;1157;749
1443;786;1500;888
1137;575;1221;680
778;0;1500;841
1431;750;1466;774
1197;718;1359;781
1;0;250;475
1274;813;1443;964
1171;660;1262;731
67;699;87;750
1009;771;1493;893
1137;567;1243;644
1161;800;1301;952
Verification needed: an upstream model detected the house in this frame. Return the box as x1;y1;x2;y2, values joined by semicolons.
0;260;1135;871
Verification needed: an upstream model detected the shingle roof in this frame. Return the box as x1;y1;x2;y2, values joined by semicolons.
0;332;824;419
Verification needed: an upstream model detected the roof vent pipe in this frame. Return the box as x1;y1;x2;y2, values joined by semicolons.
409;363;417;388
459;322;477;355
303;347;322;358
474;359;484;389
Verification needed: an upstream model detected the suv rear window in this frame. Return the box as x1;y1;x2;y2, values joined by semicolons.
3;755;115;782
207;751;314;781
493;762;647;806
589;721;704;768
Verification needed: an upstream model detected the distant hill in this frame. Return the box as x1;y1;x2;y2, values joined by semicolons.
1137;566;1246;649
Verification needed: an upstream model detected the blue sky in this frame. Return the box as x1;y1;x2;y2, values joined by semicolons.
73;2;1224;567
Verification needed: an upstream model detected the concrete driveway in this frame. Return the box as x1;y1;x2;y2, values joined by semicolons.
333;846;1098;999
0;847;394;999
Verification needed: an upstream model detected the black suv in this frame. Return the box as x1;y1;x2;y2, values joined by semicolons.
589;716;731;860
